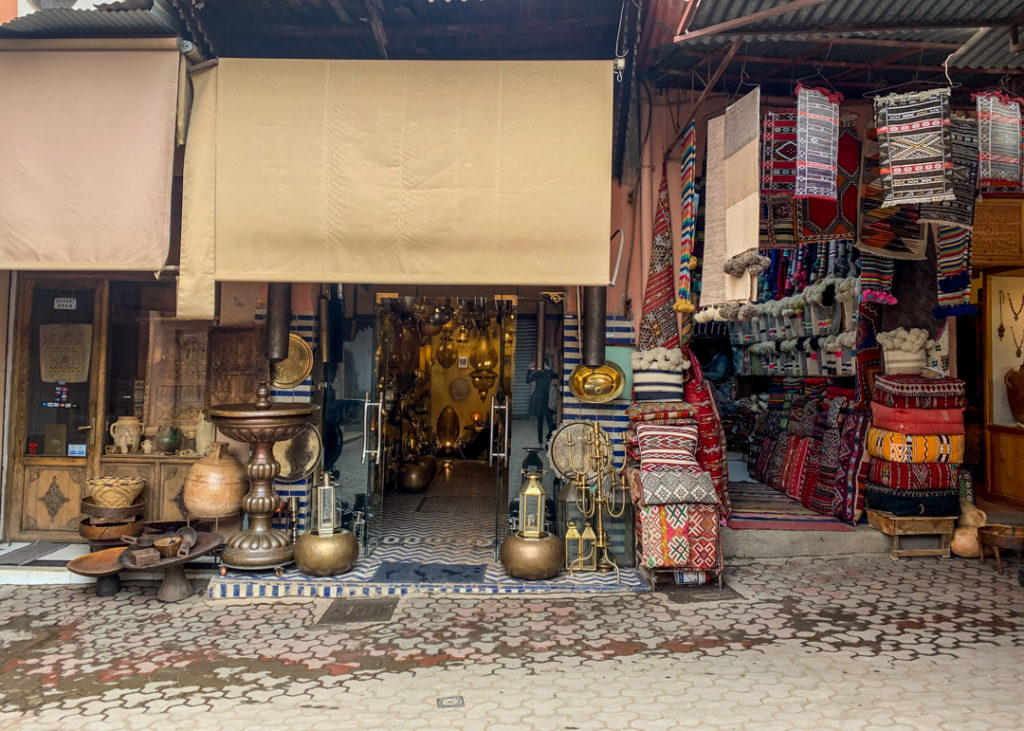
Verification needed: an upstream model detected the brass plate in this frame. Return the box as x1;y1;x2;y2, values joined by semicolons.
272;333;314;388
273;422;322;482
547;420;611;482
567;362;625;403
448;377;471;401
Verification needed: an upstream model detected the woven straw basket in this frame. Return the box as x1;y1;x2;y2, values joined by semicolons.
86;477;146;508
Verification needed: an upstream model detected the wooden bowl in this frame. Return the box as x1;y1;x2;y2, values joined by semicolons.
79;517;143;542
154;536;182;558
978;524;1024;551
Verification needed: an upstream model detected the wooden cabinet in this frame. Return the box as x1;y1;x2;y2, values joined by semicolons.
100;456;198;524
974;199;1024;268
20;462;86;534
984;426;1024;509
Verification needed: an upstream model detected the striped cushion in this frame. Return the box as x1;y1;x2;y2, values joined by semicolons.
632;370;685;400
636;423;700;471
865;427;965;464
625;401;699;422
871;374;966;410
870;402;964;435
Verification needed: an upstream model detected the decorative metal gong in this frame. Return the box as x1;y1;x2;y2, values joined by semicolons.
546;420;610;483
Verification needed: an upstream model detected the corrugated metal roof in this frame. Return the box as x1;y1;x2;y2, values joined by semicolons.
0;6;181;38
950;26;1024;71
689;0;1024;33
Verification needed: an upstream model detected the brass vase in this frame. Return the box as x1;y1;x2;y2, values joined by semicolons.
293;530;359;576
499;532;564;581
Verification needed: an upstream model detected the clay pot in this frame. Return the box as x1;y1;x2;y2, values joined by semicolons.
183;442;247;519
1004;365;1024;423
109;416;142;454
293;530;359;576
154;425;182;453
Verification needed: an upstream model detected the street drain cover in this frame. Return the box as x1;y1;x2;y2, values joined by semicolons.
318;598;398;624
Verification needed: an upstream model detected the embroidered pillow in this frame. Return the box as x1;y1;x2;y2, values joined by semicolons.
635;423;700;471
625;401;699;422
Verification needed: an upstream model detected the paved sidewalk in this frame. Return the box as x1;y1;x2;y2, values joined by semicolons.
0;556;1021;730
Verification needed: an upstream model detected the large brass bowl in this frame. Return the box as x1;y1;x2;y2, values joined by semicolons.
499;532;564;581
567;362;625;403
293;530;359;576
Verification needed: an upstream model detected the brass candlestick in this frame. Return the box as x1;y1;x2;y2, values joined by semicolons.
564;421;626;580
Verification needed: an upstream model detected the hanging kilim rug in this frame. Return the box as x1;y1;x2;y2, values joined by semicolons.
857;135;926;260
933;224;976;317
701;115;727;306
678;122;697;302
919;116;979;229
637;166;680;351
976;91;1023;196
796;123;859;243
860;252;897;305
761;109;797;196
759;196;797;250
795;85;842;201
874;88;954;206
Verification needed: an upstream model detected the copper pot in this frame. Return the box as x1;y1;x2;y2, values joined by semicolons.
499;532;564;581
183;442;247;519
400;460;432;491
293;530;359;576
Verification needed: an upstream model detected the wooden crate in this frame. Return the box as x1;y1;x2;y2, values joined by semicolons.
867;509;956;560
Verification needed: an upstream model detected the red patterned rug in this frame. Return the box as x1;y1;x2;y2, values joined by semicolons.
726;482;854;532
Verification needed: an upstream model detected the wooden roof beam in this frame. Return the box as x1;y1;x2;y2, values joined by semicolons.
675;0;704;37
365;0;388;59
674;0;832;43
663;40;741;161
669;50;1024;76
680;20;1004;39
228;17;615;39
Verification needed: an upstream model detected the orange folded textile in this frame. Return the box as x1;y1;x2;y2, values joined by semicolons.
870;402;964;436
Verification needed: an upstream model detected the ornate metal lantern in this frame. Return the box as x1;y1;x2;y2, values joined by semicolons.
518;469;546;539
564;520;597;574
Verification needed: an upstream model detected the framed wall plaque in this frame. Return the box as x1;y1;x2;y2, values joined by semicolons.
143;316;211;435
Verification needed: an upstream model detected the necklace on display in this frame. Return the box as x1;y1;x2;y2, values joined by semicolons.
1011;292;1024;322
1013;326;1024;358
999;290;1006;340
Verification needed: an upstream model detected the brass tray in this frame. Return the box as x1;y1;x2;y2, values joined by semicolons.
272;422;322;482
547;420;611;483
272;333;314;388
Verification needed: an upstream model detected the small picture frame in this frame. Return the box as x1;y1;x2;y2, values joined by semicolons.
457;356;469;369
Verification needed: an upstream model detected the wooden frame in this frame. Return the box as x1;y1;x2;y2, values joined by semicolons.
4;274;109;542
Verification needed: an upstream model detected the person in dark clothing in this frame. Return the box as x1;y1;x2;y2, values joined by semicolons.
527;357;558;444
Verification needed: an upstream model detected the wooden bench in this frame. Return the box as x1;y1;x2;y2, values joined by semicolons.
866;510;957;560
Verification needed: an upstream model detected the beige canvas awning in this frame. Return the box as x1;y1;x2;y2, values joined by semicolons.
0;38;181;272
179;58;612;318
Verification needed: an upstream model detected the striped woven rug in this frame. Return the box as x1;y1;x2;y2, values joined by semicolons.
726;482;854;532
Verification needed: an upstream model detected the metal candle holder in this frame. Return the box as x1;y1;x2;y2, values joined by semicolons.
564;421;626;580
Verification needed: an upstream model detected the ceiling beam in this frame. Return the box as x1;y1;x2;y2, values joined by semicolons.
675;0;703;37
664;40;741;161
674;0;832;43
669;49;1024;76
760;36;963;50
679;20;1004;39
365;0;388;59
227;17;615;39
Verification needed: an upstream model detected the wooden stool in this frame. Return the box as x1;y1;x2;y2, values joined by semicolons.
867;510;956;560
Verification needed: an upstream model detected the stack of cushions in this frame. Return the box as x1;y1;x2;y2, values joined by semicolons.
630;347;690;401
624;423;719;570
863;374;966;517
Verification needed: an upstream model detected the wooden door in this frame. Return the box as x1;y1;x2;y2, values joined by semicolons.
5;277;108;542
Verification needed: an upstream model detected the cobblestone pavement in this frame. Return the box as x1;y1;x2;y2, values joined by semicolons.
0;557;1022;730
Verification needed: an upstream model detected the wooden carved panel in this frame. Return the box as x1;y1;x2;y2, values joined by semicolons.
144;318;211;434
206;326;269;407
974;199;1024;267
158;462;191;520
987;427;1024;509
21;465;85;532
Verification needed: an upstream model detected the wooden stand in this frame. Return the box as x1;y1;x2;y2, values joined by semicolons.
867;510;956;560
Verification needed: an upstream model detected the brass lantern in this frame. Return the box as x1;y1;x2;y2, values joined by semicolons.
518;469;546;538
565;520;598;574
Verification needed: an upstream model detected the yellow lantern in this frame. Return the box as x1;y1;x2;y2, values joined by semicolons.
565;520;597;574
518;469;546;538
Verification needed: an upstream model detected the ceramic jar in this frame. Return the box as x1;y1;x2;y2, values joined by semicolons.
183;442;246;519
1005;365;1024;424
154;425;182;453
109;416;143;454
194;416;216;457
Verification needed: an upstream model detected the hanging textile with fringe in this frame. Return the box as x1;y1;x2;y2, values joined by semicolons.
976;91;1023;196
637;166;680;351
874;88;954;205
795;85;843;201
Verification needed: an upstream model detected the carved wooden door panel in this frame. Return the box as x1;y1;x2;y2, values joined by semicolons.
21;465;85;533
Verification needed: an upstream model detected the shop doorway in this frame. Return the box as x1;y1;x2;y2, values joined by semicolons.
332;295;516;562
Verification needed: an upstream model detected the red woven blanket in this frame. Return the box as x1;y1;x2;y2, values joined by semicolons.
867;459;959;491
870;402;964;435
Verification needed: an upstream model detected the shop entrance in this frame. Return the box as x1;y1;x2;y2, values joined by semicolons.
331;295;516;563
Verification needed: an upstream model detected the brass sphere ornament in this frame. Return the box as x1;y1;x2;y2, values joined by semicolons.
499;469;564;581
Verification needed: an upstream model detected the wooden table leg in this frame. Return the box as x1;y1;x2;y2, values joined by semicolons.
994;547;1003;576
156;564;193;603
95;574;120;597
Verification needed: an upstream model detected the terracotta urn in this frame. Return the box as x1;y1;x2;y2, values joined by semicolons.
1005;365;1024;424
183;442;247;519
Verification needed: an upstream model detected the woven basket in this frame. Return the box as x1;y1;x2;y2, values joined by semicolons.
86;476;146;508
